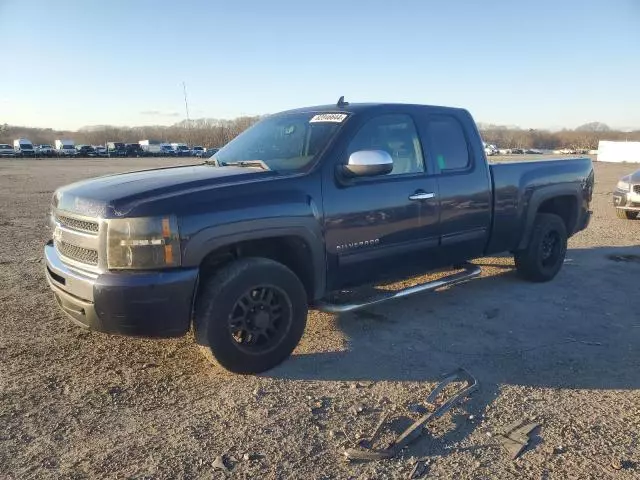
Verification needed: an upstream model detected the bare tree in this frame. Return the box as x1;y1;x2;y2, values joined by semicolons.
2;117;638;151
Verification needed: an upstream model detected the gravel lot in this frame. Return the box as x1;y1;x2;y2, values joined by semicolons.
1;156;639;479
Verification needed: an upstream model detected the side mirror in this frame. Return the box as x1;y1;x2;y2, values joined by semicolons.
341;150;393;178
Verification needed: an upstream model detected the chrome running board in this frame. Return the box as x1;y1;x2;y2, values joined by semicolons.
314;263;481;314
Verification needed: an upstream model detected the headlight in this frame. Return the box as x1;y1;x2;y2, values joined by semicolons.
106;215;181;269
616;180;631;191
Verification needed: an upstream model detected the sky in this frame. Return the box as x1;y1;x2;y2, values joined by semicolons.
1;0;639;131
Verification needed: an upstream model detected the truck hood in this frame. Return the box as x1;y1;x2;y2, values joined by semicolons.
53;164;275;217
622;169;640;183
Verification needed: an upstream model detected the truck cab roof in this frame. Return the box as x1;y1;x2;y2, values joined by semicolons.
277;102;470;117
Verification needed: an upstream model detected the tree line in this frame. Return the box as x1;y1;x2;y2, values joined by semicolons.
481;127;640;151
1;118;639;151
0;117;261;149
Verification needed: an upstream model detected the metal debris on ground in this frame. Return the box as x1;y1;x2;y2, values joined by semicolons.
409;458;431;479
343;368;478;461
497;420;540;459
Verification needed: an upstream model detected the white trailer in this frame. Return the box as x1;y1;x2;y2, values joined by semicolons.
14;138;35;157
597;140;640;163
139;139;162;156
54;139;76;157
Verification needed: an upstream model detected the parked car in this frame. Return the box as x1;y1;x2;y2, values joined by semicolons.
94;146;108;157
14;138;36;157
174;145;192;157
525;149;543;155
37;144;55;157
0;144;17;157
205;147;219;157
107;142;127;157
170;143;191;157
510;148;525;154
76;145;97;157
125;143;145;157
44;100;594;374
160;144;176;156
192;146;205;157
613;168;640;220
55;139;76;157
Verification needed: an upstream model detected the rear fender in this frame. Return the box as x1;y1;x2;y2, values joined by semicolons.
517;184;582;250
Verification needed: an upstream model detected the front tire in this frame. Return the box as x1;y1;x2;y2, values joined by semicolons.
514;213;567;282
194;257;308;374
616;209;638;220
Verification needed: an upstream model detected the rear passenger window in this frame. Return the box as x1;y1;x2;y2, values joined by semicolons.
426;117;470;171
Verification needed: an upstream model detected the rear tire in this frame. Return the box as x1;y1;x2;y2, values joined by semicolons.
514;213;567;282
616;209;638;220
194;257;308;374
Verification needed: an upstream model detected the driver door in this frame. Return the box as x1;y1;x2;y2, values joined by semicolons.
322;112;440;289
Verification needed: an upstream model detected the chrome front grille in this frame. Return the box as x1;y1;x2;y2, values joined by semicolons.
633;185;640;195
55;213;99;234
52;209;102;271
55;240;99;266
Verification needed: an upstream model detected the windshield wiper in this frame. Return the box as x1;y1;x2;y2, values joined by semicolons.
206;159;271;170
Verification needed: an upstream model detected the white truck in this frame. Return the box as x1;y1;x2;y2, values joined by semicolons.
54;139;76;157
14;138;36;157
139;139;163;156
483;142;499;156
171;142;191;157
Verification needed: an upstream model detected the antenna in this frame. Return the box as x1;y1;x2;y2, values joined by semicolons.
183;81;191;145
337;95;349;107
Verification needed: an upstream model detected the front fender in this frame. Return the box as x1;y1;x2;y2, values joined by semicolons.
181;217;326;300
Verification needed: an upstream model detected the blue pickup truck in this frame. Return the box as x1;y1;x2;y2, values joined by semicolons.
44;99;594;373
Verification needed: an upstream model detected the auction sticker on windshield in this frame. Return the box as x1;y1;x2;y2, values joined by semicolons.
309;113;348;123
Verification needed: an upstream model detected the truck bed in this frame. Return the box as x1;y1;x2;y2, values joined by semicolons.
487;157;594;254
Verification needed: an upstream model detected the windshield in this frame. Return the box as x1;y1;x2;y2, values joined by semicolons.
0;144;11;149
193;146;203;151
63;144;73;149
177;146;188;150
213;112;345;171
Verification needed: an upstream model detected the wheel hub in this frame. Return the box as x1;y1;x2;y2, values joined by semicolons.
253;309;271;330
227;285;291;353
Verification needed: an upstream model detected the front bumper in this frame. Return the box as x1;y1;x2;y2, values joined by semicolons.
613;188;640;211
44;241;198;337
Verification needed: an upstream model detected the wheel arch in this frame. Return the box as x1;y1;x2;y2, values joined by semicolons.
182;218;326;301
517;184;581;250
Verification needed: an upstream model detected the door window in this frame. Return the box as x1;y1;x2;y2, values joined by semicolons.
348;114;425;176
426;116;471;172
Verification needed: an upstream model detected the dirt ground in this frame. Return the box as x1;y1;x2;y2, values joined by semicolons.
1;156;639;479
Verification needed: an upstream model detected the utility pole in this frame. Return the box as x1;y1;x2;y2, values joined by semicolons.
182;81;191;146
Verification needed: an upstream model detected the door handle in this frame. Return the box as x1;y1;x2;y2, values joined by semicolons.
409;192;436;201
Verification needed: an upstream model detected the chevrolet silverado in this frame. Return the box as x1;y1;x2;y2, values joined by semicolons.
44;99;594;373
